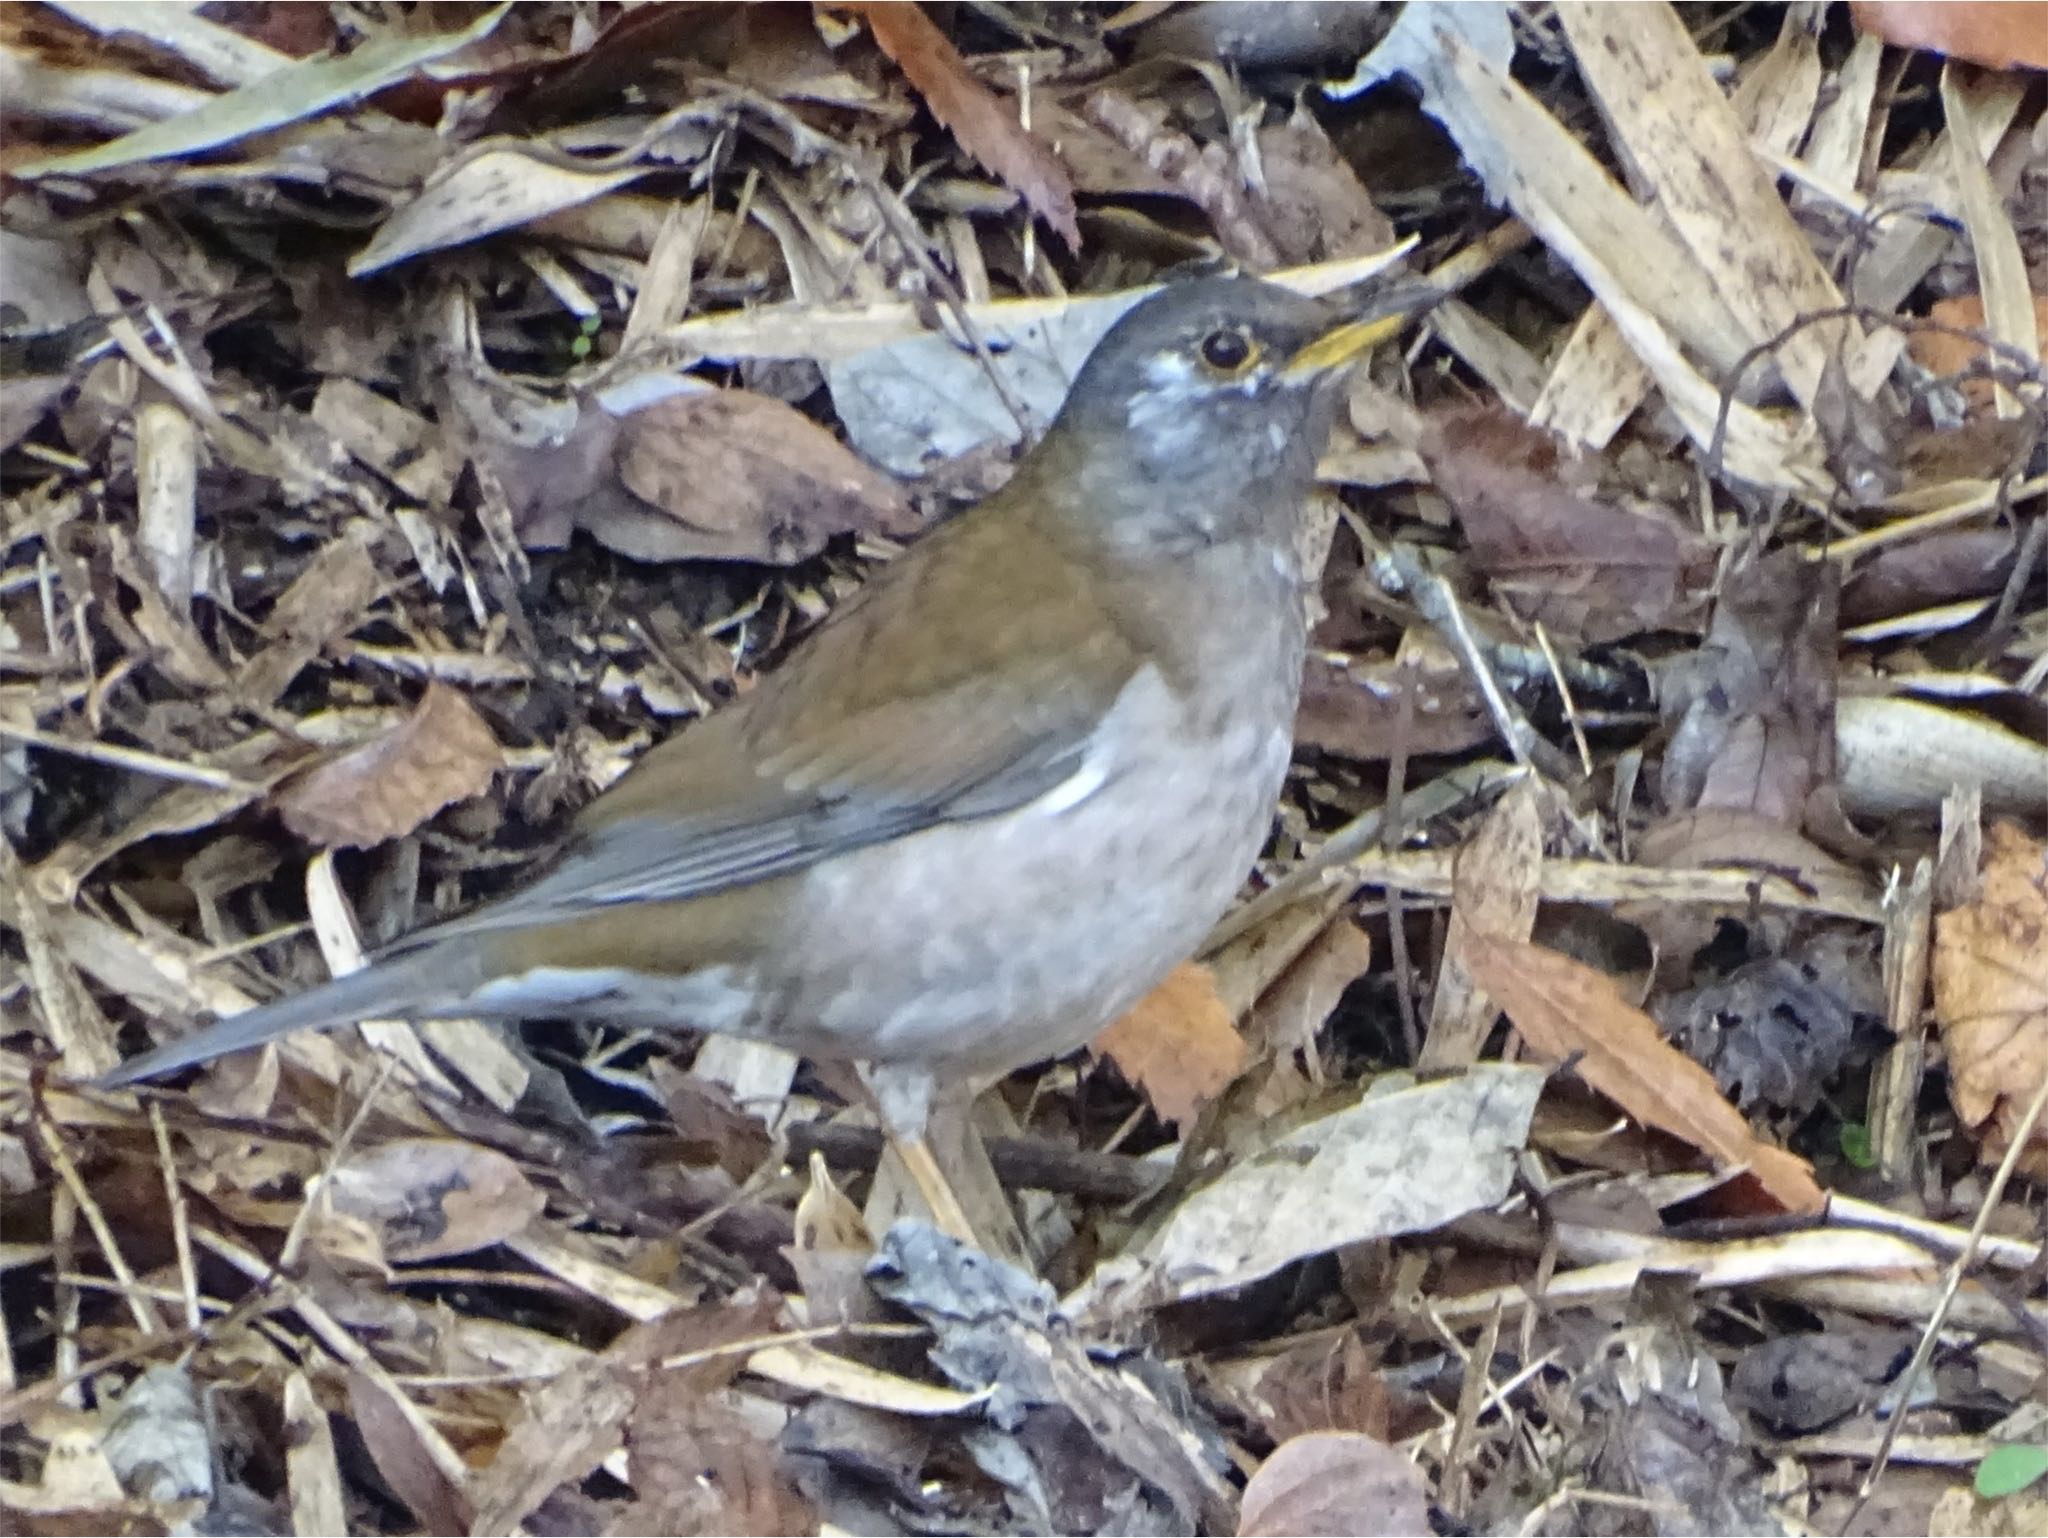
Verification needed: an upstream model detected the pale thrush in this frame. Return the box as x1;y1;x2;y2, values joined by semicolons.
99;274;1426;1236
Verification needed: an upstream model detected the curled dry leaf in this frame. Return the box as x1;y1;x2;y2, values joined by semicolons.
1238;1430;1431;1538
275;682;502;849
1835;695;2048;820
853;1;1079;250
314;1137;544;1264
610;386;919;563
1932;821;2048;1177
1092;960;1247;1127
1463;934;1826;1212
1419;403;1712;642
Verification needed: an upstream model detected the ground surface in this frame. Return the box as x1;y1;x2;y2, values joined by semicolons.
2;4;2045;1535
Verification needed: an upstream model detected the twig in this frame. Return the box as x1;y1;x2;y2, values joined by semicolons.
1854;1067;2048;1511
0;720;263;792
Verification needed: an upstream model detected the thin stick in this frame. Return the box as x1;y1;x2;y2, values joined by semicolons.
38;1119;164;1336
0;720;261;791
1855;1067;2048;1509
149;1103;202;1336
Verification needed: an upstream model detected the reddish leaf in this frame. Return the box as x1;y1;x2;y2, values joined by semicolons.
1933;821;2048;1177
854;3;1079;249
1463;934;1826;1212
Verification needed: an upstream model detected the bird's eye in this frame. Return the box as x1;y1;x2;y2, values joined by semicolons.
1198;328;1256;373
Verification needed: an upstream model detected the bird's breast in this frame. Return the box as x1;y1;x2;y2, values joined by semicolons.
766;555;1307;1075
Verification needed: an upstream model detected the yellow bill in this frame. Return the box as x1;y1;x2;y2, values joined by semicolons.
1283;279;1442;378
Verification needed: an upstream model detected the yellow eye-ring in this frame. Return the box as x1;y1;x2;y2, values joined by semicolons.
1198;327;1257;373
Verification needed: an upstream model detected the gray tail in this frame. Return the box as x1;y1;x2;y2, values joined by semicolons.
96;946;479;1089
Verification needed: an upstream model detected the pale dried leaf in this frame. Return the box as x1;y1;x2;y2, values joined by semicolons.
1103;1064;1545;1307
1238;1431;1430;1538
15;4;513;177
1932;821;2048;1175
276;683;502;849
352;147;653;277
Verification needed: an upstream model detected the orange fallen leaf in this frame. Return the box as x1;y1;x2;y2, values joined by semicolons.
1932;821;2048;1178
1910;294;2048;412
852;2;1080;250
276;683;502;849
1093;961;1246;1127
1850;2;2048;69
1463;934;1825;1212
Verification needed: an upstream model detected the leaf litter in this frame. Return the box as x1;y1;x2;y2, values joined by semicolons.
1;4;2044;1535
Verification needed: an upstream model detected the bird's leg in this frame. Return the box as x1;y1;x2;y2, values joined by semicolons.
890;1133;981;1246
861;1062;1016;1258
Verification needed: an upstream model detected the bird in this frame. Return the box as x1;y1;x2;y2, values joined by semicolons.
97;273;1429;1243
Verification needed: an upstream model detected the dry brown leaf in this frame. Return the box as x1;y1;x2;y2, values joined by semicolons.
1245;917;1375;1062
275;683;502;849
1419;404;1712;642
236;523;384;706
1464;934;1826;1212
1295;652;1494;762
612;1297;813;1536
1932;821;2048;1176
1092;961;1247;1127
1251;107;1397;266
611;387;918;563
314;1137;545;1265
1657;547;1838;829
1238;1430;1431;1538
853;2;1079;249
1850;2;2048;68
1254;1332;1399;1444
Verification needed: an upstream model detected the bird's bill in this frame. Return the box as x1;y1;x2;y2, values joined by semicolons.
1281;279;1442;378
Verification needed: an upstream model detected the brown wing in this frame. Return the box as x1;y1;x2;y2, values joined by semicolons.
405;509;1141;944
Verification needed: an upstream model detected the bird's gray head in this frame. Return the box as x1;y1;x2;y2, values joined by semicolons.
1042;275;1392;549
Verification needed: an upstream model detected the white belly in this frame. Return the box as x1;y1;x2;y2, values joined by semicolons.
767;658;1296;1074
